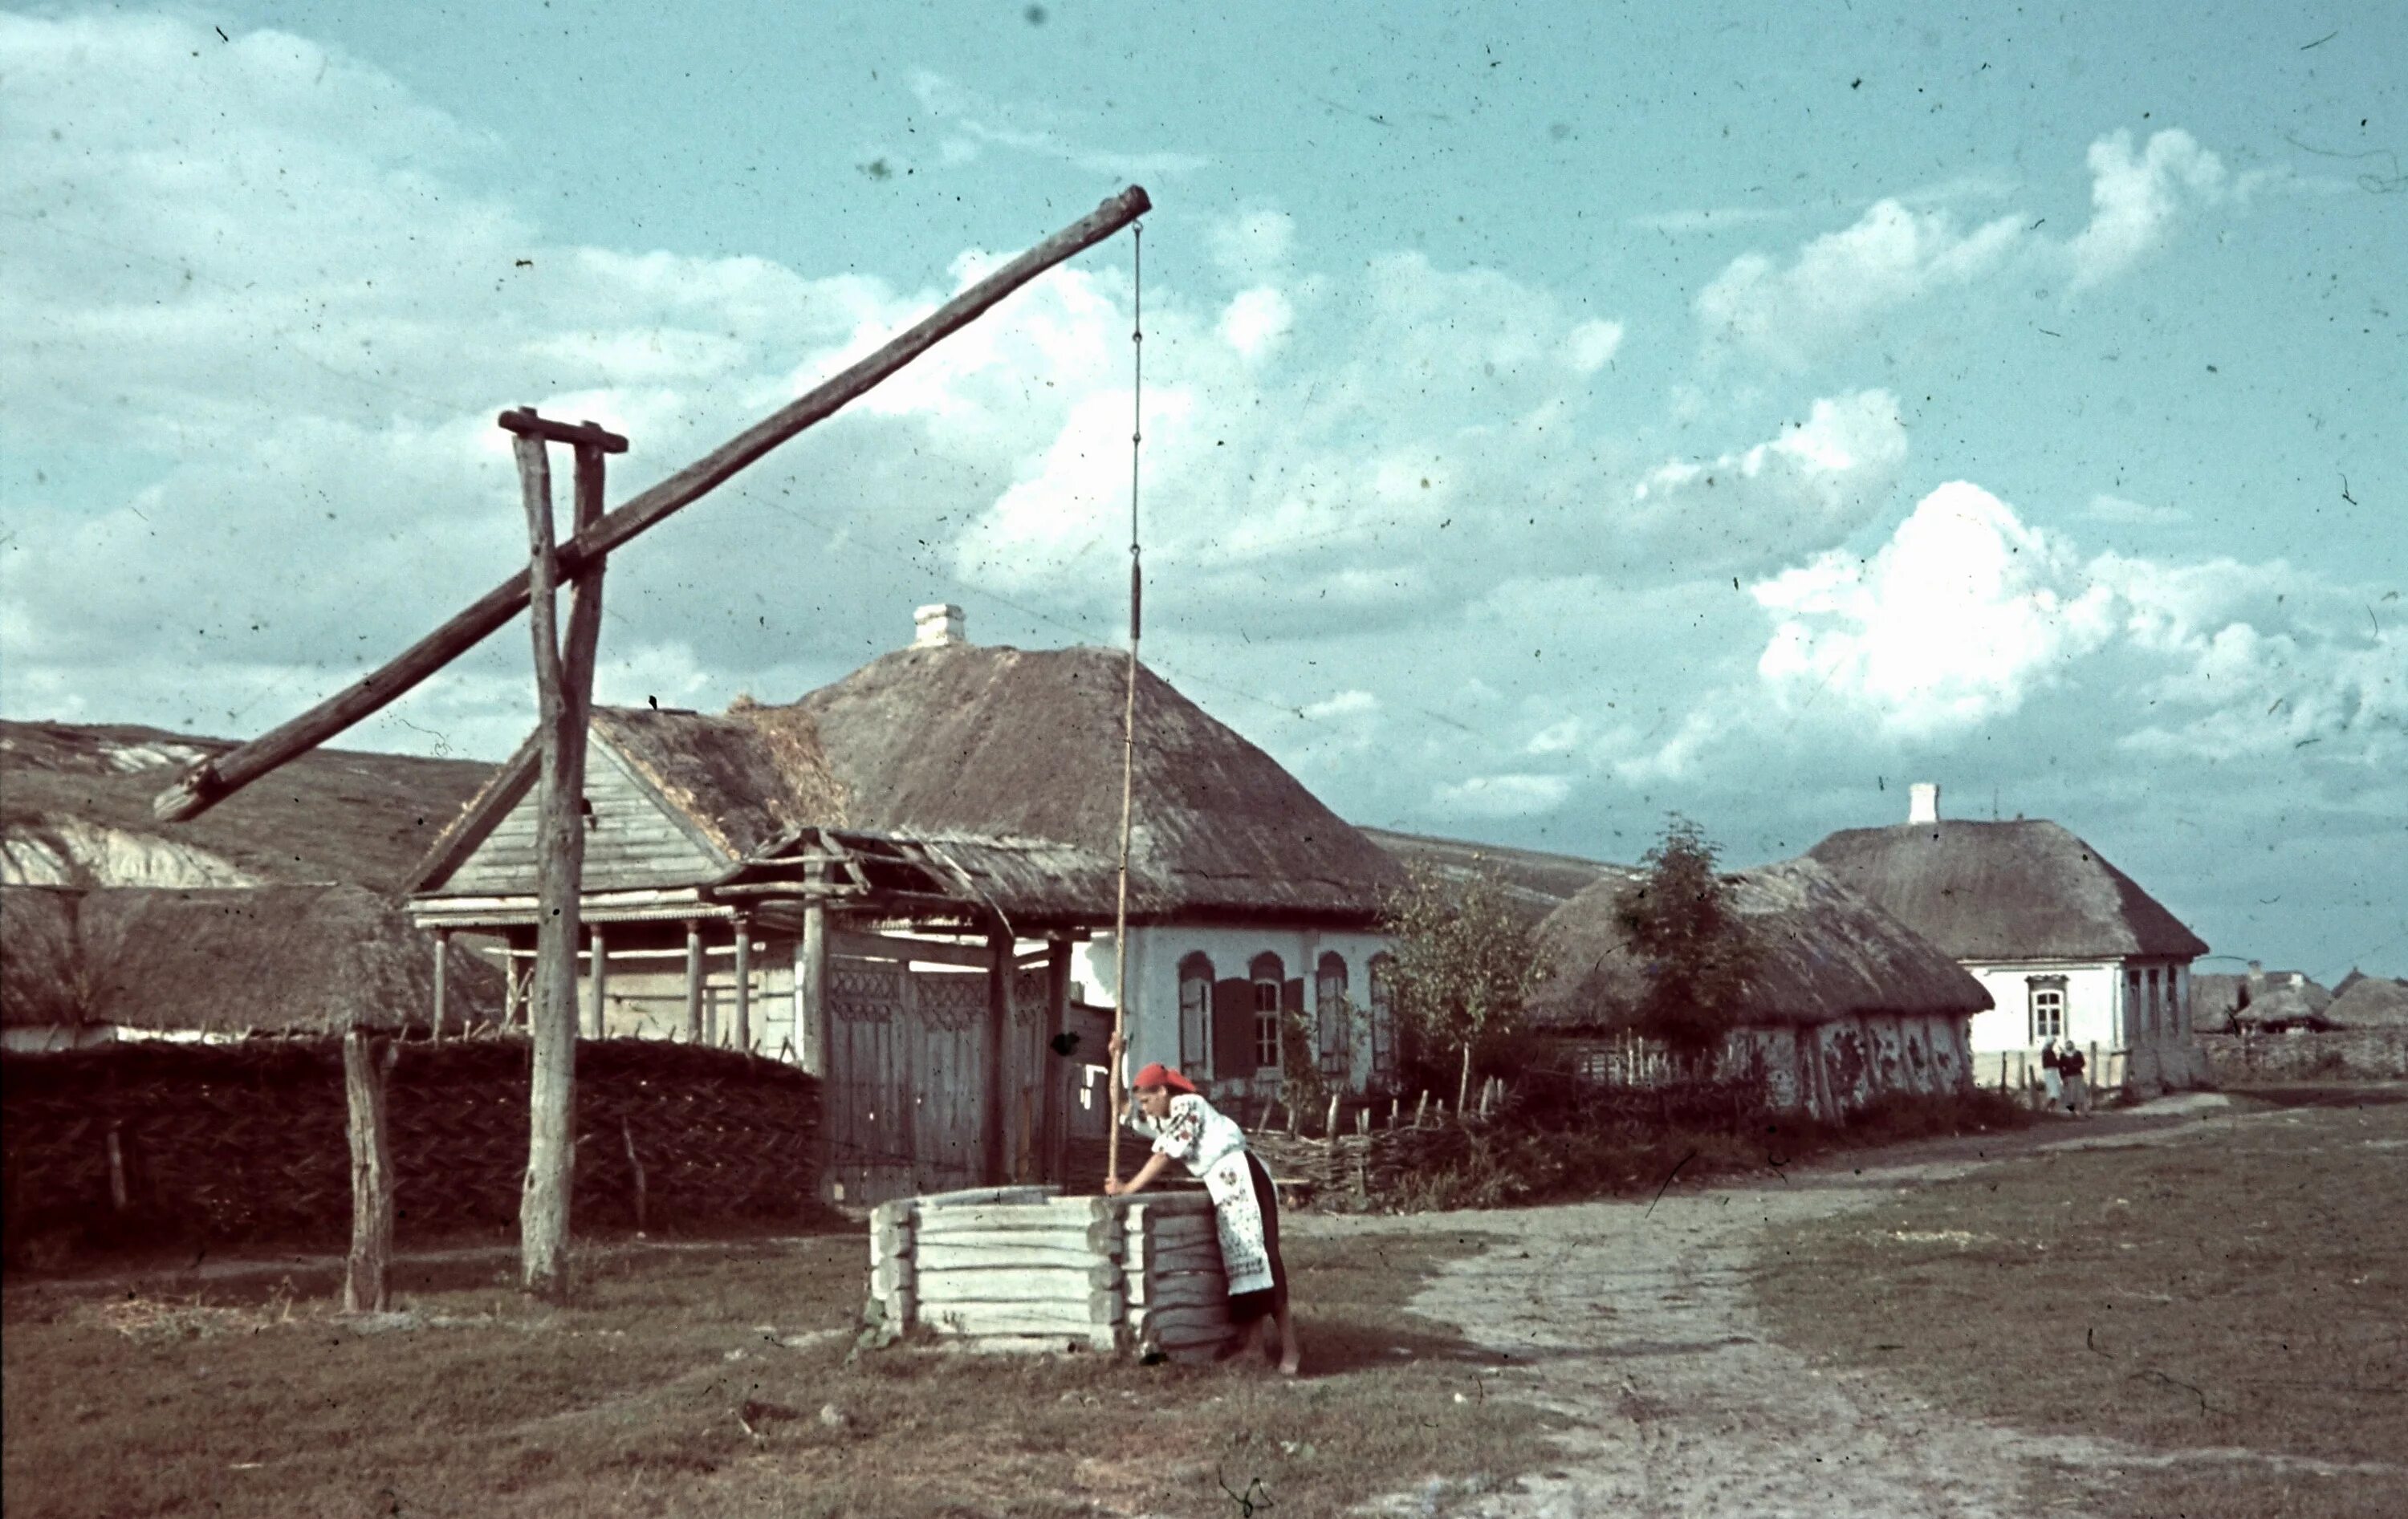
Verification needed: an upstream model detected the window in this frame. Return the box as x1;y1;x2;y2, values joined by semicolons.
1368;953;1397;1078
1250;952;1284;1072
1316;952;1350;1081
2030;981;2066;1042
1177;952;1214;1072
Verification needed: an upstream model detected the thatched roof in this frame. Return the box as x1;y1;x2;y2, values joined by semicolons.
2194;970;2333;1027
1807;819;2209;962
2328;975;2408;1028
1358;828;1614;931
0;884;502;1034
1527;857;1994;1031
784;644;1407;924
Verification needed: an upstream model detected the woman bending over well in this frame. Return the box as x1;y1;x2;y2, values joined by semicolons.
1104;1036;1299;1375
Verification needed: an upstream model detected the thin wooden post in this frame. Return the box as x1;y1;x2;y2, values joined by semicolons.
620;1118;649;1237
343;1030;396;1314
104;1122;128;1213
986;928;1014;1186
682;920;705;1042
587;922;609;1040
799;862;829;1076
430;928;449;1045
733;914;755;1051
153;189;1152;826
515;414;616;1303
1045;937;1072;1183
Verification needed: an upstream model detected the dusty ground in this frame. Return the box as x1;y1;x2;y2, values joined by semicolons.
1320;1092;2401;1518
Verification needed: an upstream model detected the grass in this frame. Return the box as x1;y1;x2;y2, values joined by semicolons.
2;1224;1547;1517
1753;1089;2408;1518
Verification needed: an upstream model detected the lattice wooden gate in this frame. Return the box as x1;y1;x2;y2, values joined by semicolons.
824;960;992;1205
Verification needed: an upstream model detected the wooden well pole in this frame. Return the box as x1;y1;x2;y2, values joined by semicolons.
152;187;1153;825
512;412;622;1302
1105;223;1143;1188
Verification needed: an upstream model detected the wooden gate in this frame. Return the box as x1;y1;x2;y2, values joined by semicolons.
824;960;992;1205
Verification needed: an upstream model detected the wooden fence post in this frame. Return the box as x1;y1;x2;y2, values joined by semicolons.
344;1030;397;1314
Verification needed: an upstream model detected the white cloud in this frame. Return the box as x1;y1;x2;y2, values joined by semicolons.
1698;128;2230;368
1627;389;1910;571
2065;128;2227;290
907;71;1207;180
1627;206;1791;234
1751;481;2117;736
1219;286;1295;359
2081;493;2190;526
1431;772;1573;819
1564;319;1626;375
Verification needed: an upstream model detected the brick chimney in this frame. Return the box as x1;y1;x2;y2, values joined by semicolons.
913;603;966;648
1908;782;1940;825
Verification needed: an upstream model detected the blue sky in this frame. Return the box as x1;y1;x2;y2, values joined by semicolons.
2;2;2402;977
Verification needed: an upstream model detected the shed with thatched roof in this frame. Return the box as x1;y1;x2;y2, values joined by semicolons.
1808;785;2212;1092
1528;859;1991;1119
2;883;501;1051
405;610;1411;1202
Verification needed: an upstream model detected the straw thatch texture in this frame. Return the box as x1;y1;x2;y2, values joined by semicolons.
1;884;502;1034
2;1038;820;1245
2327;975;2408;1028
1358;828;1614;931
789;644;1406;924
1528;857;1992;1031
608;702;848;859
1808;819;2209;961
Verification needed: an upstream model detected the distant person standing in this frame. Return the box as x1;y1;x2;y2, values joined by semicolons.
2040;1038;2064;1109
2060;1042;2091;1116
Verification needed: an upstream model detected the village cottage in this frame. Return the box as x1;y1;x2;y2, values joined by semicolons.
1808;783;2212;1093
407;608;1406;1202
1527;857;1991;1119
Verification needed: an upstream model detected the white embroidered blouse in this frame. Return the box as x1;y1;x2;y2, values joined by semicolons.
1128;1092;1247;1177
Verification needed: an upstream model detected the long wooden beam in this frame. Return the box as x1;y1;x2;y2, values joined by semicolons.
155;185;1153;822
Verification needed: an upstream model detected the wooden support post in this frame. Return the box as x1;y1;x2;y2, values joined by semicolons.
152;189;1152;826
733;913;753;1054
515;415;614;1303
104;1122;128;1213
430;928;450;1045
986;928;1014;1186
1045;938;1072;1183
1324;1091;1341;1139
682;920;704;1043
620;1118;649;1237
343;1030;397;1314
585;923;609;1039
799;861;829;1076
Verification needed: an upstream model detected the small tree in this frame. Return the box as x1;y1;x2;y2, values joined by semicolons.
1378;860;1548;1113
1613;816;1757;1070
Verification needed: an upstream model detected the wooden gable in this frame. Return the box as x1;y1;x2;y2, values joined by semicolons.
441;740;726;896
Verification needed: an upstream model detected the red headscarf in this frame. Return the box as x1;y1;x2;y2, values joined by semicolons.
1131;1062;1198;1095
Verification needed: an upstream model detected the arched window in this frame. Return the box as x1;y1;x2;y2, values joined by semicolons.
1177;952;1214;1072
1249;952;1285;1072
1316;952;1350;1081
1368;952;1397;1078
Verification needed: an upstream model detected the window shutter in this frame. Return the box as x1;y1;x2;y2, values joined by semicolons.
1212;978;1254;1079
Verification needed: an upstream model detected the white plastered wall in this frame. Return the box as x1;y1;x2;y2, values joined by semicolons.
1073;923;1396;1095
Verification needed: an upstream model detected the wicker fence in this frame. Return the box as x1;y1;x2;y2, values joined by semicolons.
2;1037;820;1251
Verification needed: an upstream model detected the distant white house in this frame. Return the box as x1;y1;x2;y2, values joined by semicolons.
1808;783;2212;1091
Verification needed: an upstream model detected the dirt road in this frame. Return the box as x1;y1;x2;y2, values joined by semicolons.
1327;1098;2242;1518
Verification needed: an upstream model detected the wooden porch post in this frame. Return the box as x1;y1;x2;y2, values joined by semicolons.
1045;937;1071;1183
682;920;704;1042
587;923;608;1040
342;1030;396;1314
733;913;754;1053
986;927;1014;1186
798;862;829;1077
430;928;450;1045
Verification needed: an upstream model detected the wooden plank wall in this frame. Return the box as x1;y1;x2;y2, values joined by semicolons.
449;743;720;894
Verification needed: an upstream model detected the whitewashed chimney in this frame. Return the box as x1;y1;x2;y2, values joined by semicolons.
1908;782;1941;825
912;603;966;648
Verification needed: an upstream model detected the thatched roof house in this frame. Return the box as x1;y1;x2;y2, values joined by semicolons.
1806;802;2212;1091
2;883;501;1046
1523;858;1990;1119
2327;973;2408;1029
788;642;1405;925
1806;818;2207;962
1529;857;1993;1032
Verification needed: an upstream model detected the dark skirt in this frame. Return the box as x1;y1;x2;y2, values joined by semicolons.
1226;1151;1288;1325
